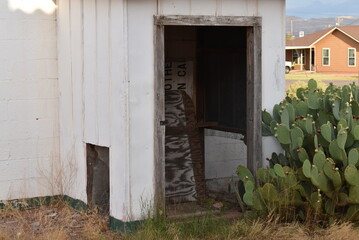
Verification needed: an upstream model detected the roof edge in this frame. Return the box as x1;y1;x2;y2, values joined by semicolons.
335;28;359;44
286;46;311;49
309;27;337;47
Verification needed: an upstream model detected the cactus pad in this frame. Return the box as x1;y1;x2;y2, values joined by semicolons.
303;159;312;178
305;118;313;135
274;164;285;177
243;181;255;206
345;205;359;220
310;166;319;187
349;149;359;166
259;183;279;202
252;190;265;211
286;103;295;124
308;79;317;90
323;161;342;189
345;133;354;149
270;120;278;134
295;101;309;117
257;168;270;183
349;186;359;204
237;165;255;183
320;124;332;142
281;109;290;128
313;151;326;170
337;128;347;150
329;140;344;162
262;122;273;136
354;125;359;140
318;173;333;198
351;101;359;116
296;88;305;100
314;135;319;149
262;110;272;125
339;192;349;206
290;127;304;150
332;99;341;120
298;148;309;163
243;192;253;206
307;92;320;110
273;104;281;122
345;165;359;186
283;172;298;189
325;199;335;215
275;125;291;145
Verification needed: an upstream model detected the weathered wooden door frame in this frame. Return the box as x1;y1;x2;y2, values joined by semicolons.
154;15;262;212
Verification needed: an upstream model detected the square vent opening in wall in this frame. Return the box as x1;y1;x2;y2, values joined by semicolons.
86;144;109;214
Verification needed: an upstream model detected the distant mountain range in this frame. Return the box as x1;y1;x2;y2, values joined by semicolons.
286;0;359;19
286;16;359;38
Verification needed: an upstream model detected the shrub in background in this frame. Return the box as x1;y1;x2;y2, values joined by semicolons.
287;79;327;98
238;79;359;221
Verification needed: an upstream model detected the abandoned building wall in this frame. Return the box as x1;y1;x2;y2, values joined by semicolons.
57;0;131;222
258;0;286;164
127;0;158;219
0;1;59;200
57;0;286;222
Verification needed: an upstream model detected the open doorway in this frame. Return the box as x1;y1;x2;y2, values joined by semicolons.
311;48;315;71
164;25;247;205
154;16;262;216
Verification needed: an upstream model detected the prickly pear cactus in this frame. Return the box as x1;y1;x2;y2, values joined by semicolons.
238;80;359;221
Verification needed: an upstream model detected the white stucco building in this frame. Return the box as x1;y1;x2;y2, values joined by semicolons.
0;0;285;231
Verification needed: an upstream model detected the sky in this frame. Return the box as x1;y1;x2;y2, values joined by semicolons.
286;0;359;19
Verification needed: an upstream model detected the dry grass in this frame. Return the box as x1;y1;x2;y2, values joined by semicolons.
311;222;359;240
231;219;359;240
286;72;359;82
1;201;359;239
0;200;120;240
125;213;359;240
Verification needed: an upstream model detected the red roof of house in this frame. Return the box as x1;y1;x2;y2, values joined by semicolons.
286;25;359;48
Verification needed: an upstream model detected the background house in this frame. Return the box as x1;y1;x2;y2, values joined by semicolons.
286;26;359;72
0;0;286;231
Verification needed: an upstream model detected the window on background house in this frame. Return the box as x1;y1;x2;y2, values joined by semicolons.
322;48;330;66
348;48;356;67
